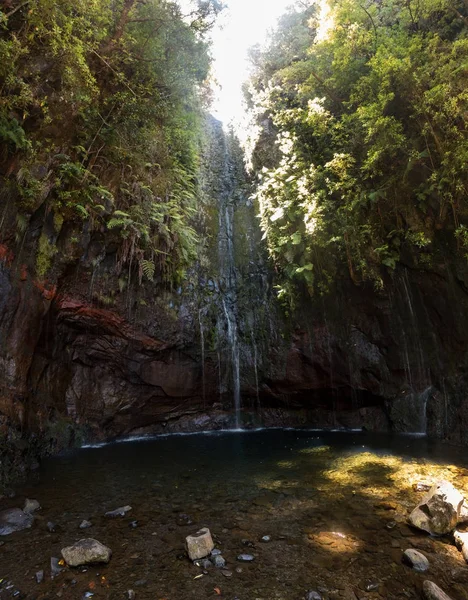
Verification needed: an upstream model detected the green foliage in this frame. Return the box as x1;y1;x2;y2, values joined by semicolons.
0;0;220;283
248;0;468;296
36;232;58;277
0;116;30;151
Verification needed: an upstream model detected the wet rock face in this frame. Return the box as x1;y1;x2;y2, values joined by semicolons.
1;164;468;477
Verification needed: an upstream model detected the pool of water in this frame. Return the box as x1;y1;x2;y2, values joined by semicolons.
1;429;468;600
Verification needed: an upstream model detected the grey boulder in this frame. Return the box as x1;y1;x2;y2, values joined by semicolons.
61;538;112;566
402;548;430;572
0;508;34;536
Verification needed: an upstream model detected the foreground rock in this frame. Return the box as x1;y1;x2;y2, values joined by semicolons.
423;581;453;600
61;538;112;566
409;481;467;535
186;528;214;560
402;549;430;572
0;508;34;536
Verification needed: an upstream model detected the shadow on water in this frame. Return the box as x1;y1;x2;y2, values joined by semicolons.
2;430;468;599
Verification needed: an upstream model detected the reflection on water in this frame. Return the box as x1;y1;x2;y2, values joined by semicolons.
1;430;468;599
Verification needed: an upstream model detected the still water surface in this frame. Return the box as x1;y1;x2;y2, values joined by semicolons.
2;429;468;599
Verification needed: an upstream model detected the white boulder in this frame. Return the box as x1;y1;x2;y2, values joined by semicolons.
409;481;466;535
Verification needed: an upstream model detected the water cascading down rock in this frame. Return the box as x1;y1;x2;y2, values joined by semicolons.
213;119;242;427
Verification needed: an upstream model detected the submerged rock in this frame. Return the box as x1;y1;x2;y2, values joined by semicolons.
79;520;92;529
23;499;41;514
403;549;430;572
237;554;255;562
186;527;214;560
47;521;57;533
105;505;132;518
35;570;44;584
305;592;322;600
194;558;212;568
423;581;453;600
61;538;112;566
50;557;63;578
0;508;34;536
212;555;226;568
409;481;467;535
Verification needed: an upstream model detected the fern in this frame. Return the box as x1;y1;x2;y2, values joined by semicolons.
141;259;155;281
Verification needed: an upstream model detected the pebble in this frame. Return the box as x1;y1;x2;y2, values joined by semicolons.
134;579;147;587
46;521;57;533
177;513;193;526
80;520;92;529
403;549;430;572
261;535;271;542
305;592;322;600
194;558;212;568
213;555;226;568
413;483;432;492
127;591;135;600
51;557;63;578
237;554;255;562
105;505;132;518
211;549;222;556
129;520;138;529
35;571;44;584
221;570;233;578
365;582;379;592
23;499;41;514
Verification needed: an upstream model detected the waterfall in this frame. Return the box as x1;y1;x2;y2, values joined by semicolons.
213;119;242;427
250;326;260;409
198;309;206;407
222;298;241;427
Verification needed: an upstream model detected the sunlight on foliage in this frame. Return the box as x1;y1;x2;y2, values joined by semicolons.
247;0;468;299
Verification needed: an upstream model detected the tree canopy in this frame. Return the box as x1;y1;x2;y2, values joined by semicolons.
0;0;222;283
247;0;468;299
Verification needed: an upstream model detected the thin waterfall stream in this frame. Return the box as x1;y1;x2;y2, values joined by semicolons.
215;120;242;427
